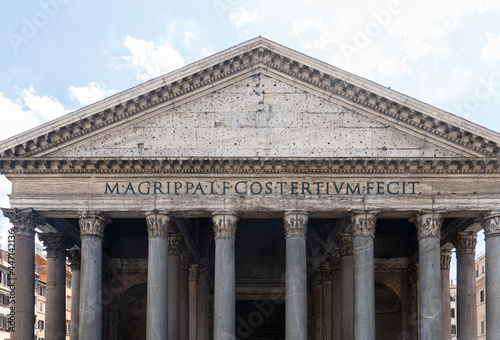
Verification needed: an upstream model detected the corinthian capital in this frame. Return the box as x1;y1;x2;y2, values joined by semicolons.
145;210;171;238
337;232;353;257
412;210;447;239
351;210;380;237
212;211;238;238
78;210;110;239
453;231;477;254
440;249;452;270
284;210;308;237
329;251;341;271
67;246;81;271
2;208;44;237
38;232;65;256
482;211;500;237
168;233;184;255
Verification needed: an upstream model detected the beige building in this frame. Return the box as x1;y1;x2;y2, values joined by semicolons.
476;251;486;339
1;37;500;340
0;250;11;340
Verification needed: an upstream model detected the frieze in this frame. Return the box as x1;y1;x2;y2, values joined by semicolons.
1;41;498;158
1;208;44;237
212;211;238;238
78;210;111;238
145;210;171;238
284;210;308;237
2;157;500;175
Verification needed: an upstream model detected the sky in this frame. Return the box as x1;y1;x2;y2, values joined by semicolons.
1;0;499;279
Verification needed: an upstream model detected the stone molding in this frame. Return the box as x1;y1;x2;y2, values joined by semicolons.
453;231;477;254
3;157;500;175
67;246;81;271
145;210;170;238
212;211;238;238
351;210;380;237
38;232;65;256
78;210;110;239
482;211;500;237
2;40;497;158
440;249;452;270
329;251;341;271
337;232;353;257
1;208;44;237
412;210;447;239
168;233;184;255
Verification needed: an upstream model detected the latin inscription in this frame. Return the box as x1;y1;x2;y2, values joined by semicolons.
104;181;420;196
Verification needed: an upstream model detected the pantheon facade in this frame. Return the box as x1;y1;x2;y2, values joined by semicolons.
1;37;500;340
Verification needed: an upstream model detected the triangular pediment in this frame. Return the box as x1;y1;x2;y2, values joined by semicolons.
1;37;499;160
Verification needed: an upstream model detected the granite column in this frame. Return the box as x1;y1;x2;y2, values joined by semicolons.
482;211;500;339
180;253;190;340
284;210;308;340
68;247;81;340
454;231;477;340
412;210;445;339
189;264;199;340
321;264;332;340
352;210;378;340
2;208;42;340
440;248;452;340
39;232;67;340
212;211;238;340
78;210;110;340
145;210;170;340
168;233;183;340
330;252;341;340
338;232;354;340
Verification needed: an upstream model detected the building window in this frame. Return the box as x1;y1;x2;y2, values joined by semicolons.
0;294;8;306
476;269;478;277
38;285;45;297
39;301;43;313
450;308;455;318
37;320;44;330
451;325;457;335
481;320;485;334
0;315;6;329
66;322;71;335
67;279;72;288
482;265;485;274
66;296;71;310
480;290;485;303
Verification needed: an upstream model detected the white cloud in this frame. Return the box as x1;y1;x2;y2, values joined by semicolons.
0;86;68;140
229;7;263;28
481;33;500;64
69;81;117;107
118;35;185;81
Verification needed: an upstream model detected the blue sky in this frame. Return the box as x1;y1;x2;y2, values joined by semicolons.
1;0;499;278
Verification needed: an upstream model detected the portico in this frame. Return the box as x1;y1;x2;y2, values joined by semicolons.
1;37;500;340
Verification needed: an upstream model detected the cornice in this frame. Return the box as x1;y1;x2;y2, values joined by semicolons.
2;157;500;176
0;39;499;158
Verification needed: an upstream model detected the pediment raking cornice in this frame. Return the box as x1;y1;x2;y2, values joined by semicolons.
1;37;499;158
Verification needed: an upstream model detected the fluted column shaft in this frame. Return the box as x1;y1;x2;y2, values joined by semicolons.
338;232;353;340
39;232;67;340
180;254;190;340
2;208;42;340
321;264;332;340
441;249;452;340
78;210;110;340
68;247;81;340
482;211;500;339
168;233;183;340
197;266;210;340
212;211;238;340
145;210;170;340
313;275;323;340
284;210;308;340
189;264;199;340
413;210;445;339
352;210;378;340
